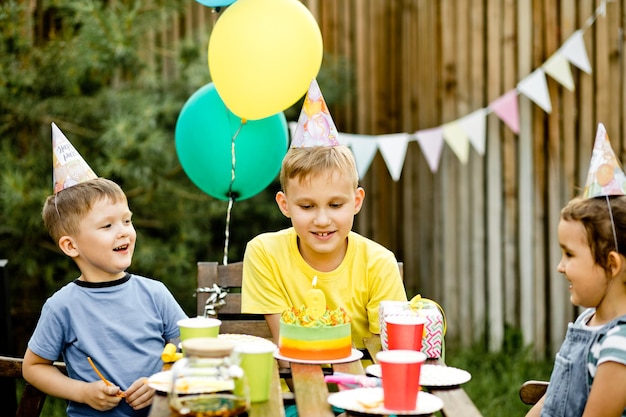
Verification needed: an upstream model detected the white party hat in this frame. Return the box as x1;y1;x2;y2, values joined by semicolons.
582;123;626;199
52;122;97;193
291;79;340;148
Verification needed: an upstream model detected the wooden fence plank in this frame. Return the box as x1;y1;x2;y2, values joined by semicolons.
517;0;535;350
485;0;504;352
468;0;487;346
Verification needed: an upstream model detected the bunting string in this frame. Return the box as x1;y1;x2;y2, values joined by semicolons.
320;0;610;179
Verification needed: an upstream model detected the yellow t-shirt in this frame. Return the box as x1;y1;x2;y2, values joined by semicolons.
241;228;407;349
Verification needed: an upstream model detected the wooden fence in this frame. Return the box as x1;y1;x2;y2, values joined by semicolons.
297;0;626;358
31;0;626;357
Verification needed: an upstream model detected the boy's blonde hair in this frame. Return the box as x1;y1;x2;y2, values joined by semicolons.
42;178;128;245
279;145;359;192
561;195;626;273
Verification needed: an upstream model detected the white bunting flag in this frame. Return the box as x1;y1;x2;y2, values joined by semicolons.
376;133;411;181
459;109;487;156
517;68;552;113
560;30;592;74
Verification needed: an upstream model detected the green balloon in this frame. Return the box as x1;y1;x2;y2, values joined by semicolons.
175;83;288;201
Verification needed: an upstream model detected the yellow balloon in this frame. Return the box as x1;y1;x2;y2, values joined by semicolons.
208;0;323;120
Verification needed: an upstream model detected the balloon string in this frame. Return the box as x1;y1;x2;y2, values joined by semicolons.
223;196;233;265
223;120;245;265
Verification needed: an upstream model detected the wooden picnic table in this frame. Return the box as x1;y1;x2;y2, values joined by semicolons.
148;335;482;417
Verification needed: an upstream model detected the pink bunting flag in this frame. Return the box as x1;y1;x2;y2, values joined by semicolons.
415;127;445;173
489;90;520;134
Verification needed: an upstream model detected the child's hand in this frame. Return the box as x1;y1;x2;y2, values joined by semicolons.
82;380;124;411
124;377;154;410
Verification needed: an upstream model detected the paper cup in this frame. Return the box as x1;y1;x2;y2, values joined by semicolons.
376;350;426;411
177;317;221;346
233;340;277;403
385;315;426;351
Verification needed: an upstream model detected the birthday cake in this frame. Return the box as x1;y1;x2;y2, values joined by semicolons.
279;306;352;361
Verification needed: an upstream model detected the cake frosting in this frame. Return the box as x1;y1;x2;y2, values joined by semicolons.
278;306;352;361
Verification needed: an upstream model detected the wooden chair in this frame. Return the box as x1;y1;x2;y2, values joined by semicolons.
196;261;272;339
0;355;67;417
519;380;549;405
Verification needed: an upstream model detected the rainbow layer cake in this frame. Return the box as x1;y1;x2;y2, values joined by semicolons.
279;306;352;361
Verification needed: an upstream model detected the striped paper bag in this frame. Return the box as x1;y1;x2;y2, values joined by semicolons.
379;295;446;358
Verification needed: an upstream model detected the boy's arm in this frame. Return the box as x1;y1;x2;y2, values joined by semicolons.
583;361;626;417
265;313;292;369
264;313;281;346
22;348;123;411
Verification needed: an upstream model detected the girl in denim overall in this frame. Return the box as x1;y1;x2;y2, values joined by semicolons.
526;196;626;417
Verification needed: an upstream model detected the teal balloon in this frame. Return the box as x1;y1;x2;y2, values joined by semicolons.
175;83;288;201
194;0;236;7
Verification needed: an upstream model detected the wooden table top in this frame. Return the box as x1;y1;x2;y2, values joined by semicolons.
148;335;483;417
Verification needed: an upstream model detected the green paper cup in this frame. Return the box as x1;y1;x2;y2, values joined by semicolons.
177;317;221;348
233;340;277;403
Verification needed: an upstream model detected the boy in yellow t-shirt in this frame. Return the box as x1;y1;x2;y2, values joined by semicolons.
241;144;407;349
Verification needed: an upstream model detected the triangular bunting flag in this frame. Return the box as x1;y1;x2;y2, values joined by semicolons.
415;127;445;173
542;53;575;91
442;121;470;164
376;133;411;181
560;30;592;74
344;134;378;180
459;109;487;155
489;90;520;134
517;68;552;113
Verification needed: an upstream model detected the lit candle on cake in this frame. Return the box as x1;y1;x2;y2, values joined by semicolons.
306;275;326;319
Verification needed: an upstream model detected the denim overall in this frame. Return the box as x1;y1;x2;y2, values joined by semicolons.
541;309;626;417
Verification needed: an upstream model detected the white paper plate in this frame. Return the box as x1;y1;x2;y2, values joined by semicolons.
365;363;471;387
178;333;274;350
327;387;443;415
218;333;273;344
147;370;233;394
273;348;363;364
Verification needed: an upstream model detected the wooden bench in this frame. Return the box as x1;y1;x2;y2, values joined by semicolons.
0;355;66;417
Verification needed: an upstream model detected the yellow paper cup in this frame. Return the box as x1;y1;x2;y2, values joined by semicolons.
233;340;277;403
177;317;221;348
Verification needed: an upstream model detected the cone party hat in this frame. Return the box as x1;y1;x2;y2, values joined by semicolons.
52;122;97;193
582;123;626;198
291;79;340;148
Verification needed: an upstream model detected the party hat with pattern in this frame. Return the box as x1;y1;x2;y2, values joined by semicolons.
291;79;340;148
52;122;97;193
582;123;626;198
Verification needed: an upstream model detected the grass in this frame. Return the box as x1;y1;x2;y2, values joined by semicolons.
445;329;554;417
21;330;555;417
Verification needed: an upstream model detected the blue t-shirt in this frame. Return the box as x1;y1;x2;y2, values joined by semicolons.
28;273;188;417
